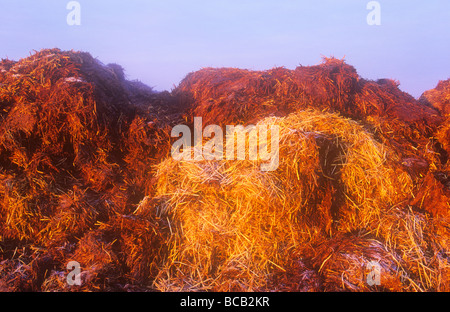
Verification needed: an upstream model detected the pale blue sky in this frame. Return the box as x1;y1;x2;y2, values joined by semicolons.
1;0;449;97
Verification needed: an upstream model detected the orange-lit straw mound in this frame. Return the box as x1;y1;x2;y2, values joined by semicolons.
420;79;450;170
420;79;450;116
0;49;163;240
1;49;449;292
176;58;442;163
415;79;450;223
148;109;414;291
0;49;179;290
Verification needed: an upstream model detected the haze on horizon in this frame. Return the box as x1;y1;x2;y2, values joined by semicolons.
1;0;449;98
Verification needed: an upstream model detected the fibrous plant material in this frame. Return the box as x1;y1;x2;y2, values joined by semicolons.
1;49;450;292
420;79;450;172
307;235;404;292
151;109;413;291
0;49;180;291
420;79;450;116
175;58;442;163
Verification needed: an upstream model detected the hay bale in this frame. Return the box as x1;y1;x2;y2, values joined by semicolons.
151;109;412;291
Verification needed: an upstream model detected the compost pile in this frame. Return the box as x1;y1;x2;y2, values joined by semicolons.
0;49;449;292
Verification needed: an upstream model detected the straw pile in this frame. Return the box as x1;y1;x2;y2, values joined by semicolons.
1;49;450;292
420;79;450;170
0;49;180;291
420;79;450;116
175;58;442;161
149;110;414;291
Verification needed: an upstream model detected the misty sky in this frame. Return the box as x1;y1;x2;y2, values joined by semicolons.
1;0;449;97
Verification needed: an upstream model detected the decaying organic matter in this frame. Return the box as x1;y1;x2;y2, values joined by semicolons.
0;49;449;292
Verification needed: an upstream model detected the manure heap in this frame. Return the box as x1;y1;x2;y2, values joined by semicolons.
0;49;449;292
